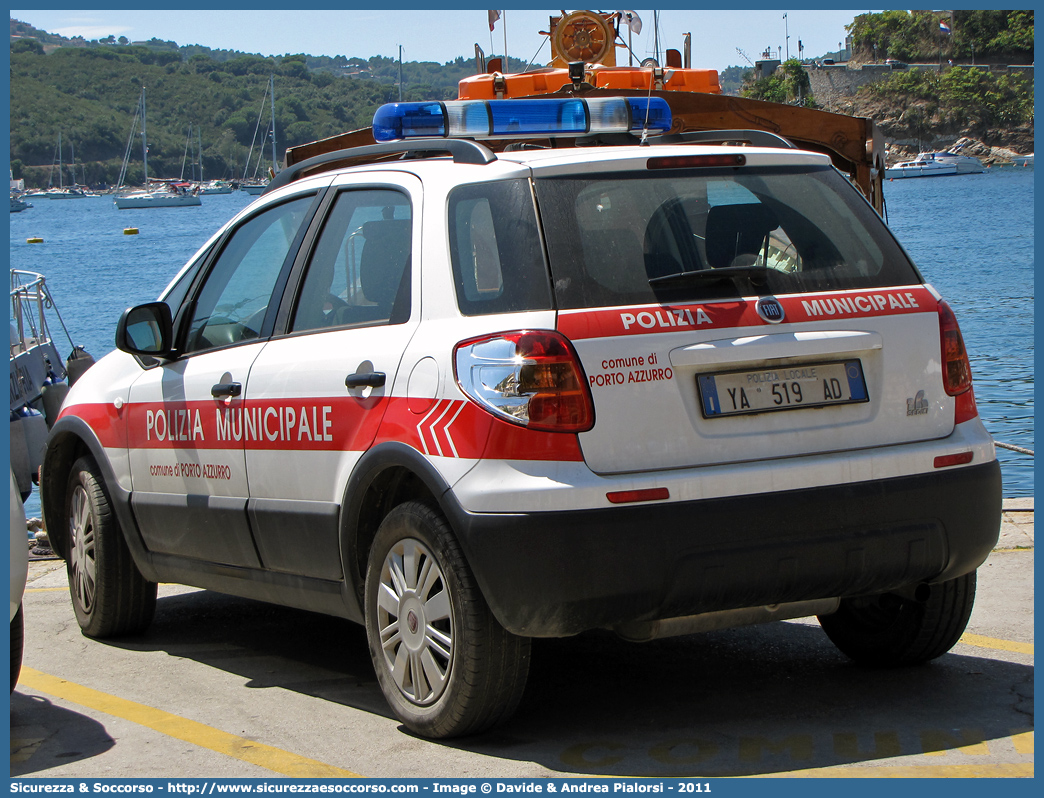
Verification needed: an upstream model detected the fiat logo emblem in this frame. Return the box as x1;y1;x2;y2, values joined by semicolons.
756;296;785;324
407;610;419;634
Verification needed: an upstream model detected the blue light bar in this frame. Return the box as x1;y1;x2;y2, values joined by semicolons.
372;97;672;142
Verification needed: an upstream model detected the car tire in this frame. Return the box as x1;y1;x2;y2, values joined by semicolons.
818;571;976;666
65;456;157;638
11;603;23;692
364;501;530;738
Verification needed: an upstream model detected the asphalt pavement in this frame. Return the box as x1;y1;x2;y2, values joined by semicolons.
13;500;1033;779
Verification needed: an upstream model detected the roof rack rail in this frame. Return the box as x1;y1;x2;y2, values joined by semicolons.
264;139;497;194
653;129;798;150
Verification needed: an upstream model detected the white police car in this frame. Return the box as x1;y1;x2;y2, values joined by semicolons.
41;97;1001;738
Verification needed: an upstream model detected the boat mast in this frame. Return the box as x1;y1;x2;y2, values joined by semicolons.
180;126;191;180
140;87;149;185
116;91;142;190
269;74;278;175
653;11;661;65
243;77;271;181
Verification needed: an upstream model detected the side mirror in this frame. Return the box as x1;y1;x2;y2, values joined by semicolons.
115;302;174;357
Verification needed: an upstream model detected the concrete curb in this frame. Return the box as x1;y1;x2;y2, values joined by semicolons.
997;497;1033;550
1002;497;1033;512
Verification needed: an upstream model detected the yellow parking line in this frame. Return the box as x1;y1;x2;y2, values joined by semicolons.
25;587;67;593
16;668;1035;781
18;668;361;778
959;633;1034;656
750;763;1033;778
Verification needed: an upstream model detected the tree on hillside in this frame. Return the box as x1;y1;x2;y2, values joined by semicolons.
952;10;1034;58
847;9;1034;63
742;59;815;107
847;10;939;62
718;65;750;96
11;38;43;55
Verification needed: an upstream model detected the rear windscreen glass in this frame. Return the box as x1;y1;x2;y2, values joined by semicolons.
533;165;922;309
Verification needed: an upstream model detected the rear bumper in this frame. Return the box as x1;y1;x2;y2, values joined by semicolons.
447;461;1002;637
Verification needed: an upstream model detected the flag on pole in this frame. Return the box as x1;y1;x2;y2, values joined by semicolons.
939;19;952;34
619;10;642;34
488;10;501;31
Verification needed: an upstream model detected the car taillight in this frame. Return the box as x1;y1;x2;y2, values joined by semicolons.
454;330;594;432
938;300;977;424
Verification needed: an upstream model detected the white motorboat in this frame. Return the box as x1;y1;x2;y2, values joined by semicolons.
885;150;985;179
925;150;985;174
885;157;958;178
40;186;90;199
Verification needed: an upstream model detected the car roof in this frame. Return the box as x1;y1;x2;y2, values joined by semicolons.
267;137;834;193
494;144;831;171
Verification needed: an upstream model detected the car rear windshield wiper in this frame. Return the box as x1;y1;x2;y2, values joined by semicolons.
648;265;770;287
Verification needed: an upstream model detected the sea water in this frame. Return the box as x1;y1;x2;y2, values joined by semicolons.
9;169;1034;503
883;166;1034;498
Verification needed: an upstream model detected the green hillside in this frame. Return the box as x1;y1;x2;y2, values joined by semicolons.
9;11;1034;187
10;21;527;188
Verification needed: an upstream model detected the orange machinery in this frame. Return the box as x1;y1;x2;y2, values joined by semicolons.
286;10;885;214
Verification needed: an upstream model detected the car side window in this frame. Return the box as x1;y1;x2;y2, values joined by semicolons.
160;258;201;316
448;179;552;316
291;189;412;332
184;195;313;354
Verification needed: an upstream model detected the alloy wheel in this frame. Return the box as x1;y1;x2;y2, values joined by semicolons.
375;537;454;705
68;483;97;615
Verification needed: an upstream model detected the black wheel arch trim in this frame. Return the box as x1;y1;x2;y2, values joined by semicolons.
338;441;460;617
41;416;161;581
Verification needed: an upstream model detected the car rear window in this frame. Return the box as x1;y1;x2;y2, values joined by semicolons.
448;179;553;316
533;165;922;309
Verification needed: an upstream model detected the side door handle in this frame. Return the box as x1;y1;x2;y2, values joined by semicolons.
211;382;242;398
345;371;386;389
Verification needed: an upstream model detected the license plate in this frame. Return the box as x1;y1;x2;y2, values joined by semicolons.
698;359;868;418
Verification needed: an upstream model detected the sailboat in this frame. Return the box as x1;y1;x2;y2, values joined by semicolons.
114;87;201;209
183;126;233;194
239;74;278;194
39;133;87;199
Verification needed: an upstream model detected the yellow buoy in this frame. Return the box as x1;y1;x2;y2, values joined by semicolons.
26;236;43;244
123;227;139;235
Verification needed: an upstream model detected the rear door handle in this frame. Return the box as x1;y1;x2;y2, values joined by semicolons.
345;371;386;389
211;382;242;398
